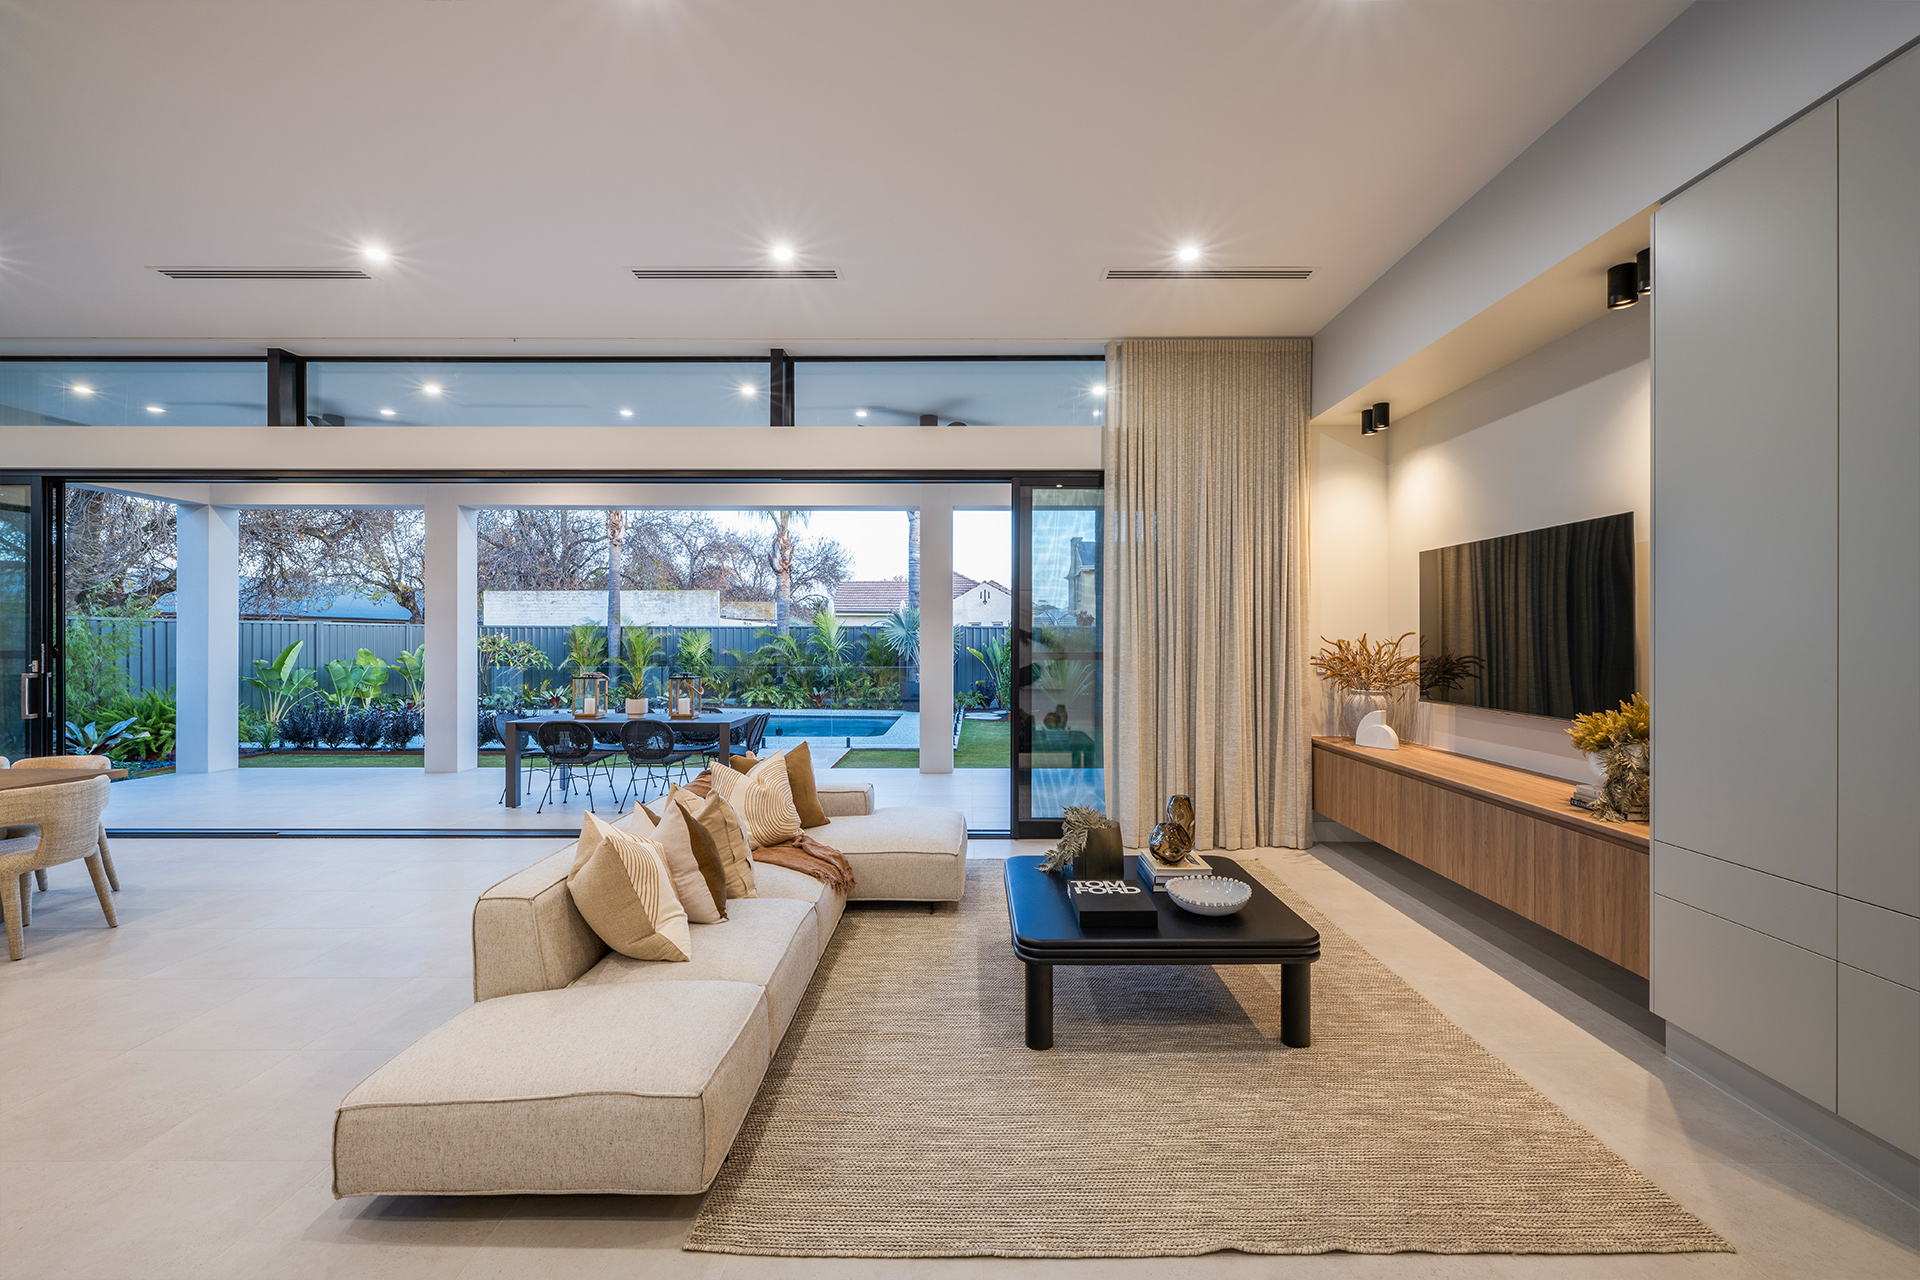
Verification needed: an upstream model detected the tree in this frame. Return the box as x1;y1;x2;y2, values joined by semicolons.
239;509;425;621
63;489;176;611
759;510;808;634
906;509;921;611
605;507;625;680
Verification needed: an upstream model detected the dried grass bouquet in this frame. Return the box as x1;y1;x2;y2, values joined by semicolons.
1309;632;1421;692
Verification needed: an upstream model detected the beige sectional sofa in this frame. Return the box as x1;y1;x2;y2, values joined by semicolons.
332;783;965;1199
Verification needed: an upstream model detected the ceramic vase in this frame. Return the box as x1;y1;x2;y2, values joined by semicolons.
1343;687;1393;737
1072;824;1124;880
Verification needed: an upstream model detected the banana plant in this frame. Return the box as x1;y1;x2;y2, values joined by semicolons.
352;648;390;706
394;643;426;703
243;639;319;726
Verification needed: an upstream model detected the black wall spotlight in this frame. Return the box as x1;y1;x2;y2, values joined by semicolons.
1360;401;1390;436
1637;247;1651;297
1607;261;1640;310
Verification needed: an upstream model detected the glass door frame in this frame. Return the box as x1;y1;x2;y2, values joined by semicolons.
0;475;62;758
1010;470;1104;839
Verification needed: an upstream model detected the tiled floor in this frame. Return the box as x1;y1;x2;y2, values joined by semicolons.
104;764;1014;833
3;834;1915;1278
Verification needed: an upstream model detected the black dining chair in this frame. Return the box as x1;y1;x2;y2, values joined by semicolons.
618;719;698;809
738;711;771;757
532;720;618;814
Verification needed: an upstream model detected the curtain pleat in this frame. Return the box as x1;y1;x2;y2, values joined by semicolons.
1102;337;1312;851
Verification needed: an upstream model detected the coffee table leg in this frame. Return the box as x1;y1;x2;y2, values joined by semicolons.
1025;962;1053;1050
1281;961;1312;1048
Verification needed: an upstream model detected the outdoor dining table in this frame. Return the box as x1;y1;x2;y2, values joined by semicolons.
499;711;760;808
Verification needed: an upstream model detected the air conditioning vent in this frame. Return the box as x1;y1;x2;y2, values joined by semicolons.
153;267;373;280
630;267;839;280
1104;267;1313;280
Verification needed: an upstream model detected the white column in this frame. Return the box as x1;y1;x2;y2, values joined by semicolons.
424;496;479;773
174;504;239;773
917;488;955;773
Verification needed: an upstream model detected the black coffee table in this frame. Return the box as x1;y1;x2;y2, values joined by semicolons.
1004;854;1321;1050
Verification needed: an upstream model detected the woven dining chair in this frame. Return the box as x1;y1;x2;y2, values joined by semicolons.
531;720;618;815
616;719;697;809
0;774;114;961
9;755;119;892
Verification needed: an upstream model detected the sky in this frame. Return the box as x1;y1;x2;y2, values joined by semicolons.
709;508;1012;587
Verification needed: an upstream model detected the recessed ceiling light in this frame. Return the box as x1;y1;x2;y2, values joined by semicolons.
771;244;795;263
619;408;634;417
1090;383;1106;398
421;382;441;395
855;408;867;418
71;384;93;395
739;383;756;397
1177;245;1201;263
145;404;165;413
379;408;396;416
362;245;390;262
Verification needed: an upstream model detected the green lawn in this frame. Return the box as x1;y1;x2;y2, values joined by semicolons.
835;717;1009;769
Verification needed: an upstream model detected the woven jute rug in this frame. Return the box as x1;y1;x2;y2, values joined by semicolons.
685;859;1731;1259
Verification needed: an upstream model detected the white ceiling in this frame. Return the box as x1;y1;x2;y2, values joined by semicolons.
0;0;1687;355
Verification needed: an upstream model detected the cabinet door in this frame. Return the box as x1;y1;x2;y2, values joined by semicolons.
1652;103;1839;890
1839;47;1920;918
1838;964;1920;1155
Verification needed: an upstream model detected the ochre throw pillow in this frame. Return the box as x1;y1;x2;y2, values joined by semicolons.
628;800;726;923
669;785;756;899
726;752;758;774
567;812;691;962
706;751;804;850
782;740;830;829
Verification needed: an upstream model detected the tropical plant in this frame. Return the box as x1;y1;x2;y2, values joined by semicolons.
100;687;176;760
1309;632;1421;692
877;606;919;664
968;636;1014;709
477;708;502;749
318;706;352;750
280;702;321;749
808;609;857;704
347;706;386;750
243;640;319;730
393;643;426;703
1033;658;1095;707
63;716;143;756
561;623;607;673
240;710;280;753
617;629;666;696
381;706;423;751
1568;693;1651;753
63;603;153;727
477;633;552;697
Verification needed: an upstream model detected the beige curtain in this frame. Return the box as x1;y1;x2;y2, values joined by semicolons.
1102;338;1312;851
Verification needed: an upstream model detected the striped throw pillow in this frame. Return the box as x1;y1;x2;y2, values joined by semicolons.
706;751;804;850
567;812;691;962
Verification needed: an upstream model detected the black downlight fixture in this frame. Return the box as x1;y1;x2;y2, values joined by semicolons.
1606;261;1641;310
1359;401;1390;436
1637;247;1651;297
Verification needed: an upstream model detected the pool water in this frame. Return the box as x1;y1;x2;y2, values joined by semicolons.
764;714;900;738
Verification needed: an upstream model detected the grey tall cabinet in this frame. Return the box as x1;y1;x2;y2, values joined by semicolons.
1653;48;1920;1162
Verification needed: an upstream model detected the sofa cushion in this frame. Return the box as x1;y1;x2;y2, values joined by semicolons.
826;807;968;902
781;741;832;829
708;752;804;848
629;798;725;923
571;896;820;1045
332;980;770;1197
668;786;756;900
567;814;691;962
751;861;846;957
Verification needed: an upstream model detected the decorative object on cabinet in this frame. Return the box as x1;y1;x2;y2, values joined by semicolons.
1310;632;1419;735
1354;709;1400;750
1147;793;1196;863
1568;694;1651;822
1039;804;1109;874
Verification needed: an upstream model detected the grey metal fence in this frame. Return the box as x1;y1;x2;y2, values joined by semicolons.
79;617;1011;711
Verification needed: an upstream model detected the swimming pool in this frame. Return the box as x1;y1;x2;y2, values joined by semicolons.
764;714;901;739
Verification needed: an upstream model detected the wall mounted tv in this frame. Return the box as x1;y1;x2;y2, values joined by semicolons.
1418;512;1636;721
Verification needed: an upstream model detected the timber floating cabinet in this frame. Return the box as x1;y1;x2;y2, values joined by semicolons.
1310;737;1650;976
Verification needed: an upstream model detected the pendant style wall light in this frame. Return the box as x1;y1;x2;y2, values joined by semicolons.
1607;261;1641;310
1359;401;1390;436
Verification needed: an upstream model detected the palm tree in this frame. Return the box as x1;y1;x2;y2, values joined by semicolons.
606;508;625;684
760;509;810;635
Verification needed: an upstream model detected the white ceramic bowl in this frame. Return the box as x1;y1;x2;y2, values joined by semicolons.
1165;875;1251;917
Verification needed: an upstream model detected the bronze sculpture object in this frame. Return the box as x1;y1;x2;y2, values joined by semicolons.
1147;793;1196;864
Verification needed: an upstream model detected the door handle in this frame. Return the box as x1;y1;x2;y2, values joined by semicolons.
20;660;38;720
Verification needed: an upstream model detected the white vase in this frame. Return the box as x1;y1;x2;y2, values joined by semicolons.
1343;688;1393;737
1587;751;1609;782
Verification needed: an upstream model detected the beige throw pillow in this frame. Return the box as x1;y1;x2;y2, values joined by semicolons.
567;812;691;962
669;785;756;899
628;797;727;923
706;750;804;850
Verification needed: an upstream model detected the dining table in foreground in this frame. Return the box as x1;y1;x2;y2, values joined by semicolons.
499;711;760;808
0;767;131;793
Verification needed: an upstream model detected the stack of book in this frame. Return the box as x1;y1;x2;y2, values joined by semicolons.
1135;851;1212;889
1068;879;1158;928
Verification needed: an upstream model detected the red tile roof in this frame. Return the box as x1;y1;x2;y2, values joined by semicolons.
832;572;1001;613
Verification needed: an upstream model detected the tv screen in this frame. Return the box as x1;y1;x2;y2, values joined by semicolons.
1418;513;1636;720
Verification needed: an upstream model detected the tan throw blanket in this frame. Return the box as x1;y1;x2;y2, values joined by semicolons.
684;770;857;892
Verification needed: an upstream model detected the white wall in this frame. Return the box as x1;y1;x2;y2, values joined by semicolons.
1313;1;1920;417
1308;304;1650;780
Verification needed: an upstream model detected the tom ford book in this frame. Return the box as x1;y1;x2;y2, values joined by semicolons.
1068;879;1159;928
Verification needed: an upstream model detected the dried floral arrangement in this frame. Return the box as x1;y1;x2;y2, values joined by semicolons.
1567;693;1651;753
1418;649;1485;696
1309;633;1421;692
1040;805;1117;873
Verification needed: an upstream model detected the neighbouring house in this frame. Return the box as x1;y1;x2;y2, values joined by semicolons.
832;572;1011;626
482;589;724;628
1065;538;1097;618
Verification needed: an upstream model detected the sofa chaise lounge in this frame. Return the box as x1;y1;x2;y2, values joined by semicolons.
331;782;966;1198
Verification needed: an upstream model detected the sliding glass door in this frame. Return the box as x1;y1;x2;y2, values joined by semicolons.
0;478;56;760
1012;475;1103;838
